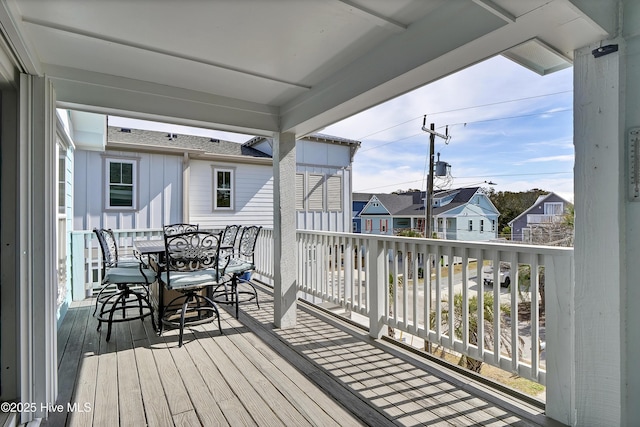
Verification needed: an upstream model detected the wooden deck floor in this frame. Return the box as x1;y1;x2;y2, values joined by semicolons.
48;283;562;427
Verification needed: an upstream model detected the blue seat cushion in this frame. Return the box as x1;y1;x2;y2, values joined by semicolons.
226;259;254;275
159;270;223;290
104;266;155;285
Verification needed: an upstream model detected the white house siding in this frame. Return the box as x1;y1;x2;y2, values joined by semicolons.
73;149;183;230
188;159;274;229
294;139;353;232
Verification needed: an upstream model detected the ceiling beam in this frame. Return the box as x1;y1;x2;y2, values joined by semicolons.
334;0;407;33
48;65;279;136
22;15;311;90
471;0;516;23
280;2;507;136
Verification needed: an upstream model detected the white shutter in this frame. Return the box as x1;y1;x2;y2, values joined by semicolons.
308;174;324;210
326;175;342;211
295;173;305;210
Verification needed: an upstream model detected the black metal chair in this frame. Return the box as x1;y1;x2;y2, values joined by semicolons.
163;223;199;236
93;227;147;315
221;224;241;250
93;228;156;341
156;230;230;347
212;226;262;318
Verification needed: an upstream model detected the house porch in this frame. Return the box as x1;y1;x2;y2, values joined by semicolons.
48;283;557;427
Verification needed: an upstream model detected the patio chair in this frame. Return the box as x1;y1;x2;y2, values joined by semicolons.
156;230;230;347
221;224;241;251
212;226;262;318
93;228;157;341
163;223;199;236
93;227;147;315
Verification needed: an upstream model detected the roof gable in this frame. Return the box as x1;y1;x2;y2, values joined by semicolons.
508;192;573;225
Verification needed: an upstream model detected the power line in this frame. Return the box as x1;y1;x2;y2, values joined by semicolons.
356;90;572;140
355;171;572;192
357;108;572;153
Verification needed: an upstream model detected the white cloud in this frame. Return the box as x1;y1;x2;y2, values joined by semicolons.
522;154;574;163
324;55;575;200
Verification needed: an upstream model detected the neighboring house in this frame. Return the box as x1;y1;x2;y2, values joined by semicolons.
432;187;500;241
352;192;373;233
357;187;500;241
509;192;573;244
74;121;360;233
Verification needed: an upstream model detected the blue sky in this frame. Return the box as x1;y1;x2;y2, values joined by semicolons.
321;55;574;201
111;55;575;201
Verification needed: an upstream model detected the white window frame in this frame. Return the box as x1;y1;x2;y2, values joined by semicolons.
365;219;372;232
468;220;473;231
480;219;484;232
213;167;235;211
104;157;138;211
380;219;388;233
544;202;563;215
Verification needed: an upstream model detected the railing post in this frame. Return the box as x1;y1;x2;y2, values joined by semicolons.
70;232;87;301
544;252;575;426
368;238;387;339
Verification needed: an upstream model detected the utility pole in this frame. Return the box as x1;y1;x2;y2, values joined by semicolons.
425;123;435;238
421;116;449;238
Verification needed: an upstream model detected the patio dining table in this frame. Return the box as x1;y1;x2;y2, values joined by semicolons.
133;235;233;335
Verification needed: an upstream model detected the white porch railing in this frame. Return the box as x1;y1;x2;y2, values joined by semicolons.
527;214;564;224
70;228;573;393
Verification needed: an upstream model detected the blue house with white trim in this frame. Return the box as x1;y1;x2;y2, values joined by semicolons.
357;187;500;241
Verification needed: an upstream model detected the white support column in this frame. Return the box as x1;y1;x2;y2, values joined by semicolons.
573;39;624;426
273;132;297;328
18;74;58;422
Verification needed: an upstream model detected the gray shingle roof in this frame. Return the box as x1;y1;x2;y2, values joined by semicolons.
107;126;271;158
361;188;481;217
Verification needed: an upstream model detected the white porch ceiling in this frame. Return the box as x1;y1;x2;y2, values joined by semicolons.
0;0;612;137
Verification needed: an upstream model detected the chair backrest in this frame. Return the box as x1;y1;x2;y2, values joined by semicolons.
221;224;241;250
94;228;119;267
163;223;199;236
164;231;230;277
236;226;262;264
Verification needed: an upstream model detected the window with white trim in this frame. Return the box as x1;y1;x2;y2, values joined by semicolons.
380;219;388;232
544;202;563;215
105;158;137;210
468;220;473;231
480;219;484;232
214;167;234;210
365;219;372;232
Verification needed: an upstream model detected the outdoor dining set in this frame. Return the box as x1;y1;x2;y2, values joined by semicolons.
93;224;262;347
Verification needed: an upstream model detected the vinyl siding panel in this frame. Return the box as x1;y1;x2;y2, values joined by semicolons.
188;159;274;229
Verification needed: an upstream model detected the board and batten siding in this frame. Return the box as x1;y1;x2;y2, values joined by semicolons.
73;149;183;230
188;159;274;229
295;166;352;232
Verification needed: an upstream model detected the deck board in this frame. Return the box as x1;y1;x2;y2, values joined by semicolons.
46;282;558;427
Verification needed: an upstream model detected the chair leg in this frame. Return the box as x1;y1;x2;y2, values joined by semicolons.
178;293;196;347
106;291;128;342
201;295;223;334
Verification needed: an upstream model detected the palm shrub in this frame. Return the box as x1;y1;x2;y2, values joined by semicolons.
430;292;522;373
